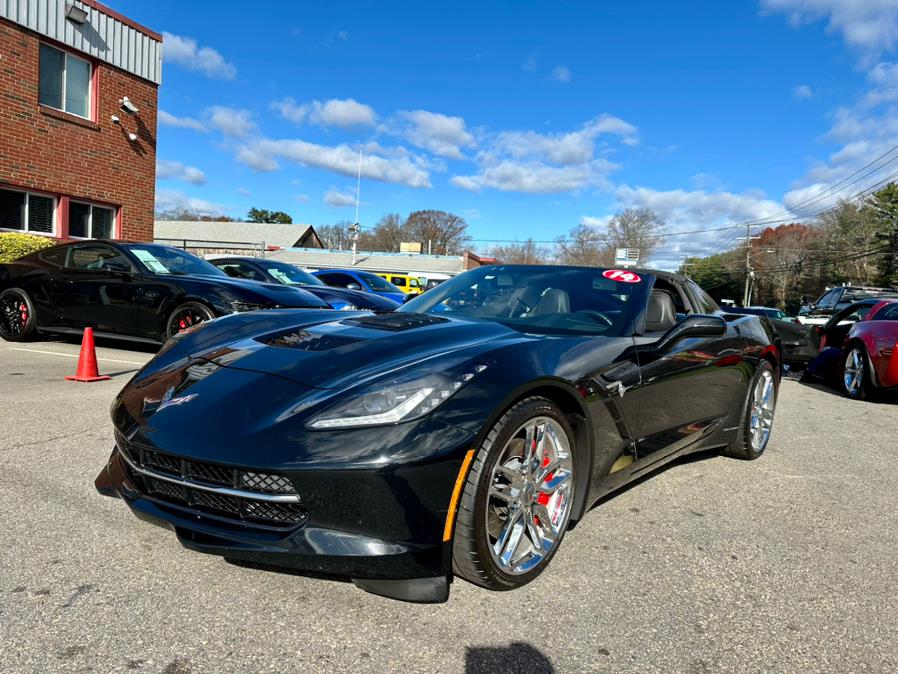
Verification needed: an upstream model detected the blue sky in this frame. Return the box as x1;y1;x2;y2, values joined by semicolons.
117;1;898;268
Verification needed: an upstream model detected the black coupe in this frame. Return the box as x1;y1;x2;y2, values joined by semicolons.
95;265;780;602
0;241;329;344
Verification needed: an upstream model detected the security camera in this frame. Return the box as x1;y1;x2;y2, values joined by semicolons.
119;96;139;115
128;133;138;142
110;115;120;124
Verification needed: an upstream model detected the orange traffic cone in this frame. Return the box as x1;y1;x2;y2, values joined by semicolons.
65;327;111;382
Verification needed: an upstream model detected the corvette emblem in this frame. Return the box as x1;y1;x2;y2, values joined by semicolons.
157;392;198;411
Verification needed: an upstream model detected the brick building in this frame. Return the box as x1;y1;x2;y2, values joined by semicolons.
0;0;160;242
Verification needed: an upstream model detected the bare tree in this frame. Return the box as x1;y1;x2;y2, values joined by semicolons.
554;224;612;266
358;213;407;252
317;221;354;250
405;210;471;255
605;208;665;262
490;239;550;264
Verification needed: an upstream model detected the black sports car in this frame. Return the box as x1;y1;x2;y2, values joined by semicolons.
728;306;816;368
208;256;400;312
0;241;329;344
95;265;780;602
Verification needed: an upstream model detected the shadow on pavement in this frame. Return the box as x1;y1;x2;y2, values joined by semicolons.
465;642;554;673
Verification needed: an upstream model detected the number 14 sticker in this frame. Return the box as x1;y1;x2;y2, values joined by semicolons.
602;269;642;283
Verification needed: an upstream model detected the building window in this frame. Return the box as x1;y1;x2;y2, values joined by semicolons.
39;43;92;119
0;188;55;235
69;202;115;239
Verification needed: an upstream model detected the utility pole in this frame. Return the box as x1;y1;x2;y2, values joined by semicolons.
743;224;760;306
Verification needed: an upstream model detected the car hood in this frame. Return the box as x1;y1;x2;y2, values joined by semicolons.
186;274;328;307
177;311;528;390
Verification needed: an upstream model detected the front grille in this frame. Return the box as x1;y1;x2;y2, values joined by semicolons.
119;439;307;528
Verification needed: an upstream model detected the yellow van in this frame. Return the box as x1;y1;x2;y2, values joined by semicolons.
376;273;424;294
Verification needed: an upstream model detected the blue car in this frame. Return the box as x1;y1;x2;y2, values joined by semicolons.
209;257;399;312
312;268;407;304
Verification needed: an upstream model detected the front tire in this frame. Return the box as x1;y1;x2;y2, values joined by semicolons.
452;397;577;590
0;288;37;342
724;360;777;460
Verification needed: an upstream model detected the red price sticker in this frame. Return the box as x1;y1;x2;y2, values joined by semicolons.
602;269;642;283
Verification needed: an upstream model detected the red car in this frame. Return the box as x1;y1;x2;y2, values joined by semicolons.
841;299;898;399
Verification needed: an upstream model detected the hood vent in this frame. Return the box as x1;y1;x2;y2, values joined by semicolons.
341;313;449;332
259;329;360;352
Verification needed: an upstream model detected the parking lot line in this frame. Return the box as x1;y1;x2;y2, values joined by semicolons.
2;346;146;366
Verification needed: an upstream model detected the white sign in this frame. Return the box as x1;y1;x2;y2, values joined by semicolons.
614;248;639;267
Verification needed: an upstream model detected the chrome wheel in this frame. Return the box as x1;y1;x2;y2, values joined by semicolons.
843;348;865;397
749;369;775;452
485;416;574;575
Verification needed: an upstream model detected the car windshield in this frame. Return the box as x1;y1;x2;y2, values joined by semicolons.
128;245;225;276
761;308;786;320
399;265;648;336
257;260;325;286
357;272;401;293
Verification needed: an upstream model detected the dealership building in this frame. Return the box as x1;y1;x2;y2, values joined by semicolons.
0;0;160;242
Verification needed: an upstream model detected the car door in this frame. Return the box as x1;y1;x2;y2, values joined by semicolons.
319;272;364;291
629;278;746;465
56;243;141;335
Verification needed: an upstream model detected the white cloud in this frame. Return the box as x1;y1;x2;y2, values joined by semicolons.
158;110;207;132
272;97;376;128
155;189;230;215
452;159;616;194
323;188;357;208
450;114;637;194
236;138;431;188
579;215;613;228
551;66;572;83
162;32;237;79
611;185;790;269
207;106;256;138
492;115;638;166
792;84;814;100
395;110;475;159
761;1;898;64
156;160;206;186
295;194;310;203
236;187;251;197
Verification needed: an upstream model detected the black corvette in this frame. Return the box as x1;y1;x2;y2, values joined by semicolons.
0;241;329;344
95;265;780;602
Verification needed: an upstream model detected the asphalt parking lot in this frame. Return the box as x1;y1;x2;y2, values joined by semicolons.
1;339;897;673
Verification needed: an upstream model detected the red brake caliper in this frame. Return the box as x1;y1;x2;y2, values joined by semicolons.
534;454;553;525
19;302;28;325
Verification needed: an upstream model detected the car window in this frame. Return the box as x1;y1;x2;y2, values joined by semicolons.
409;278;421;288
257;261;324;286
400;265;647;336
215;262;266;281
66;244;132;272
653;278;689;318
818;289;840;309
128;245;226;276
392;276;407;287
38;247;68;266
687;280;719;314
873;303;898;320
319;272;355;287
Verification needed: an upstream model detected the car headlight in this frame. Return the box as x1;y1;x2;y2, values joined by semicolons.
230;300;278;313
307;361;488;429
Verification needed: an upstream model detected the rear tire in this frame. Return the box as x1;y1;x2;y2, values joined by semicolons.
0;288;37;342
165;301;215;341
452;397;577;591
724;360;777;460
842;344;873;400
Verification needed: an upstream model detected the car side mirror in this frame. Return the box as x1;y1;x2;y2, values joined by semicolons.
346;283;362;291
655;314;726;351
